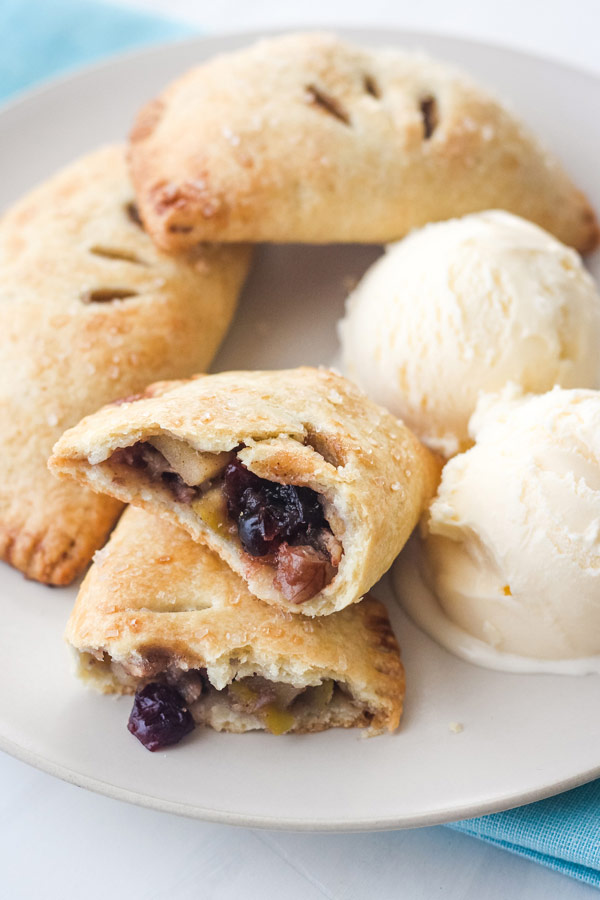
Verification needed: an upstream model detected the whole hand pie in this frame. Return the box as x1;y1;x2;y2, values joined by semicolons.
128;32;598;253
69;507;404;744
0;145;251;585
49;367;440;614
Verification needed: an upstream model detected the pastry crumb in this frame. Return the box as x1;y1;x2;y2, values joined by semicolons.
449;721;464;734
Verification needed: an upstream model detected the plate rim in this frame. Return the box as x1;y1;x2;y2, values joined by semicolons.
2;727;599;831
2;26;600;831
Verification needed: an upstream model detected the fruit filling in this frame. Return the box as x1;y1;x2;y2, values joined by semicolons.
126;671;346;751
111;443;198;502
222;458;341;602
109;442;342;603
127;682;195;752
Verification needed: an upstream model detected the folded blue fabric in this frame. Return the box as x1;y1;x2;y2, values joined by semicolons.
450;781;600;888
3;0;599;888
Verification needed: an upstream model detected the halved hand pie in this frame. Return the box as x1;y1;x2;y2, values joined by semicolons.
68;507;405;745
0;145;251;584
49;367;439;614
128;32;598;253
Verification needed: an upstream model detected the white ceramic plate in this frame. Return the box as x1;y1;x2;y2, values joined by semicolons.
1;29;599;831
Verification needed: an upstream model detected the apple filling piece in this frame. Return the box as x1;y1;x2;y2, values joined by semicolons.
109;442;342;603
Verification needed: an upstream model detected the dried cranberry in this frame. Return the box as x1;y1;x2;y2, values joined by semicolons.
223;458;261;518
222;458;330;557
237;506;275;555
127;682;195;752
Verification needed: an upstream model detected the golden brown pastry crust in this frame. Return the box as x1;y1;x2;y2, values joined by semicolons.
68;507;404;735
50;367;440;613
129;32;598;253
0;145;251;585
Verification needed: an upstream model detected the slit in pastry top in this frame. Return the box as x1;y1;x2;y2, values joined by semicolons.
49;367;441;616
128;32;599;253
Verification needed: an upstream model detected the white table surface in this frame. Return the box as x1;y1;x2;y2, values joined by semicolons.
2;2;600;898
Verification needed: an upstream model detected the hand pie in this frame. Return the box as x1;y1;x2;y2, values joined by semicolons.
50;367;439;614
0;145;251;585
128;32;598;253
68;507;404;744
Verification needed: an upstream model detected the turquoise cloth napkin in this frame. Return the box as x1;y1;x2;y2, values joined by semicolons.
450;781;600;888
3;0;599;888
0;0;188;101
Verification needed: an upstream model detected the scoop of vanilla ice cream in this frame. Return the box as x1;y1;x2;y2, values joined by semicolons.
339;211;600;457
422;386;600;659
